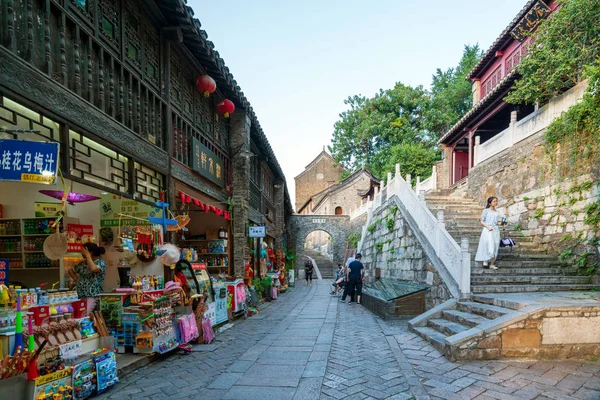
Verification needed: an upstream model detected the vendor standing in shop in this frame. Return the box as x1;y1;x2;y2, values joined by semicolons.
68;243;107;312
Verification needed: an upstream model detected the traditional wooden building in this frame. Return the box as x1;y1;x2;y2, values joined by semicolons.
0;0;293;280
437;0;558;188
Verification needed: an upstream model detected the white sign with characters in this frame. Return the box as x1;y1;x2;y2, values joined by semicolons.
249;225;266;238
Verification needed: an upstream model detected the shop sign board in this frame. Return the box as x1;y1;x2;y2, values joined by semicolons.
99;194;162;227
66;223;94;252
34;202;62;217
249;225;266;238
0;139;59;184
0;258;8;286
205;302;216;326
59;339;83;361
191;138;225;187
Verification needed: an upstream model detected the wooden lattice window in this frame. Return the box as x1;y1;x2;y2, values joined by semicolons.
481;66;503;98
69;130;129;192
0;97;61;144
98;0;120;49
134;162;163;202
124;2;141;68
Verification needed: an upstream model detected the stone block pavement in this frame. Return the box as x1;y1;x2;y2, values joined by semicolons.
98;281;600;399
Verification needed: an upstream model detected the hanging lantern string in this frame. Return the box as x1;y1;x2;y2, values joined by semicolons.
50;167;69;229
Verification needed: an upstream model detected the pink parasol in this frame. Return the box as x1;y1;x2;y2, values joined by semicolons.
39;190;100;205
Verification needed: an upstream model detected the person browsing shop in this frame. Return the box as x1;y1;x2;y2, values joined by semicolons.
68;243;107;312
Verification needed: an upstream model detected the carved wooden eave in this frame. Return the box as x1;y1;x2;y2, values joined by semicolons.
438;70;518;146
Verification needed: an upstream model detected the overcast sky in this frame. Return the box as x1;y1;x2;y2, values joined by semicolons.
188;0;527;208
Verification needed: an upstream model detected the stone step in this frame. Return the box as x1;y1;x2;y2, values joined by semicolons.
428;318;469;336
471;267;578;275
412;326;447;353
442;310;490;328
471;284;599;294
471;275;592;285
475;261;563;269
456;302;510;319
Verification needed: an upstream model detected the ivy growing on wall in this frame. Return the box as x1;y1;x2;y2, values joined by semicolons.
505;0;600;178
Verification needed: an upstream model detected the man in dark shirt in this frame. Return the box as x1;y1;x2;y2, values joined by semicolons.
341;253;365;304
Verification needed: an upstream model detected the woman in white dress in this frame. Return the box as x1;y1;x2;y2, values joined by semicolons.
475;197;502;269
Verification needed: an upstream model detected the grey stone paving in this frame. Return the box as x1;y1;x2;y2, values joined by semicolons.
98;281;600;400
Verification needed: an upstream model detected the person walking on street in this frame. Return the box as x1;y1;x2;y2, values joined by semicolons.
341;253;365;304
304;259;314;286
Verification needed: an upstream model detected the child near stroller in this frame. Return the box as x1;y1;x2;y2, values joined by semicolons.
331;264;345;296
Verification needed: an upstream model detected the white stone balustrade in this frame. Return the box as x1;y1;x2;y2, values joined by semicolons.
415;165;437;194
357;164;470;297
474;81;588;166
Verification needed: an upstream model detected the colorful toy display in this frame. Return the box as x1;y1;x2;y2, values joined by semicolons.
72;359;96;400
93;351;118;394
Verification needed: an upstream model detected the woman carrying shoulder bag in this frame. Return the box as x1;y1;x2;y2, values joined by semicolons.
475;197;506;270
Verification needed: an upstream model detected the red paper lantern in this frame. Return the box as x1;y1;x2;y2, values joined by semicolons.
217;99;235;118
196;75;216;97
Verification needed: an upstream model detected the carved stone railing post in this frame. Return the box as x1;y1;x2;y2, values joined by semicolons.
416;176;421;193
418;191;425;203
460;237;471;296
406;174;412;190
436;211;445;253
395;163;401;180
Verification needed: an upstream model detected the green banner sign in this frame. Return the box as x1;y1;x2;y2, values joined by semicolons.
192;138;225;187
99;194;162;227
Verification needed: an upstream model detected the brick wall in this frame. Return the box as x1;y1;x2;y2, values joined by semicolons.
312;172;373;216
295;155;344;211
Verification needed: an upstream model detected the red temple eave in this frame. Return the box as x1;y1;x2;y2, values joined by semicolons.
466;0;553;81
438;69;519;146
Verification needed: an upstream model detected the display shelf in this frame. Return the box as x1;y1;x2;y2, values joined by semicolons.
0;218;20;221
0;251;22;254
0;235;21;238
24;250;45;253
23;233;52;237
13;267;60;271
197;252;228;256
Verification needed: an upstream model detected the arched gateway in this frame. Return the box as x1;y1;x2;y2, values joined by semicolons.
288;215;349;277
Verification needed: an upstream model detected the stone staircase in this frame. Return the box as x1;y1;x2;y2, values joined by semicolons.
303;249;335;279
425;193;596;293
412;294;514;357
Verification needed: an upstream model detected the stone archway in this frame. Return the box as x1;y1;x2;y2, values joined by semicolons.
288;215;350;278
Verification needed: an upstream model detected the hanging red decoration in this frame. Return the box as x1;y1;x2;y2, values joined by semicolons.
217;99;235;118
179;191;228;218
196;75;216;97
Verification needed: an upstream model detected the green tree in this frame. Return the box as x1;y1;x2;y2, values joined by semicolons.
329;45;481;180
425;45;482;138
505;0;600;174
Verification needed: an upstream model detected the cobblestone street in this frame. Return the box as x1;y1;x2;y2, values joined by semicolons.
99;282;600;400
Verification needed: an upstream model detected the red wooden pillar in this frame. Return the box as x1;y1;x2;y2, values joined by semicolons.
449;144;455;186
468;131;474;170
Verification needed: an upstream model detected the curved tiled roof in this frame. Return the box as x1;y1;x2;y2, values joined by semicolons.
466;0;549;81
438;69;518;145
156;0;294;213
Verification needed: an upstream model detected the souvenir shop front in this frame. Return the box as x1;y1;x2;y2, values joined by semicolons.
0;98;213;399
174;181;244;326
246;224;290;304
